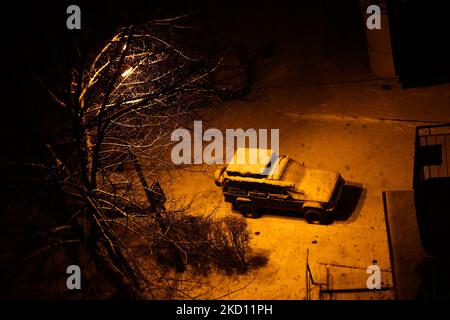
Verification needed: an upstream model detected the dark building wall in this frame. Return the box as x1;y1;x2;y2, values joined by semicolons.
388;0;450;87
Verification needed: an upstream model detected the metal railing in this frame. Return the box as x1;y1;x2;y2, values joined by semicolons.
414;123;450;186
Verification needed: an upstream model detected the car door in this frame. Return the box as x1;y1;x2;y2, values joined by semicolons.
267;187;302;212
247;183;269;207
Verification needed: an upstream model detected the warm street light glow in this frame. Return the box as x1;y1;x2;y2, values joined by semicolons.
121;67;133;77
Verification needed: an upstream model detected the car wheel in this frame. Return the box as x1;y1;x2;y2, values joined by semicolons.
237;203;261;218
304;208;325;224
243;211;262;219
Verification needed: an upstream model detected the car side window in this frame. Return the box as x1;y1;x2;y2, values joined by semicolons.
268;188;290;200
225;181;246;195
248;183;267;198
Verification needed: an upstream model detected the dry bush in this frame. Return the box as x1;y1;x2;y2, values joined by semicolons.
151;213;251;275
209;216;250;274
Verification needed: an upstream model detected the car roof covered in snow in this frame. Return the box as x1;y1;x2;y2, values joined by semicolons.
225;148;289;180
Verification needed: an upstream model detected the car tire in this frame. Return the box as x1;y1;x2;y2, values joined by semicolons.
243;211;262;219
237;202;261;218
304;208;325;224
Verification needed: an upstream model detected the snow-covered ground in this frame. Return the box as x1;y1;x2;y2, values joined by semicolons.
156;75;450;299
152;2;450;299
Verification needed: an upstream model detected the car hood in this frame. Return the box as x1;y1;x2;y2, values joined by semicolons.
289;167;340;202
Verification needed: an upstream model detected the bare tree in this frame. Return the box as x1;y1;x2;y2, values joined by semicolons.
1;14;256;299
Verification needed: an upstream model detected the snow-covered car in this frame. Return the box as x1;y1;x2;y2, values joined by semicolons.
214;148;345;224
